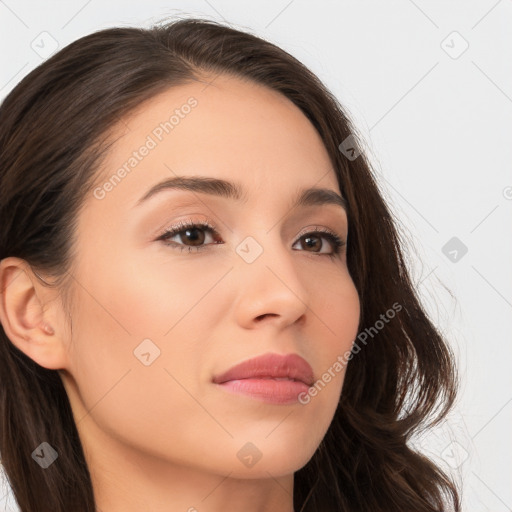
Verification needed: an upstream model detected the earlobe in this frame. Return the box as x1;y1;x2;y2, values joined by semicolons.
0;257;66;370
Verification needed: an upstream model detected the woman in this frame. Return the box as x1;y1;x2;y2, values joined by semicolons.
0;17;460;512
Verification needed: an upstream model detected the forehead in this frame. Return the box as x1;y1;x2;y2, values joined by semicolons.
88;74;340;213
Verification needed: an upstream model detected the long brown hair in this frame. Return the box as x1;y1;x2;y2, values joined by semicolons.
0;17;460;511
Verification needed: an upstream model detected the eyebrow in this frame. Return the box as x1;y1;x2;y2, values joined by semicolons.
134;175;347;212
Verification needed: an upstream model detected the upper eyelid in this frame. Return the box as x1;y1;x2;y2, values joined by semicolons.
150;199;347;232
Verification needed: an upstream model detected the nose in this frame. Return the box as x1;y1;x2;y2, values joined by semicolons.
233;236;310;330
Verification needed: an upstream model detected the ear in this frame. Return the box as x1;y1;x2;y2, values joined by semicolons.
0;257;69;370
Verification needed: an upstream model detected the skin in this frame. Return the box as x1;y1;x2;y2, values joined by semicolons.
0;74;360;512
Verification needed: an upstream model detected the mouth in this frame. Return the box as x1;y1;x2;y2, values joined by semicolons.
212;352;314;404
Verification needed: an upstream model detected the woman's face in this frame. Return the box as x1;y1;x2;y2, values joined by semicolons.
59;74;360;482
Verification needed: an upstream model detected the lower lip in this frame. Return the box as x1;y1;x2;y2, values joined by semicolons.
215;378;311;405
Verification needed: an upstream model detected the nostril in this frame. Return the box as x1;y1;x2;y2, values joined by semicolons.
256;313;278;321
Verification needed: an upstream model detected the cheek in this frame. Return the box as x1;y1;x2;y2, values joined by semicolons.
64;259;226;462
74;250;228;342
310;269;361;357
65;252;227;409
299;271;360;414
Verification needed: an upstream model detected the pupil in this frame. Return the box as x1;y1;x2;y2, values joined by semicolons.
304;235;320;252
184;228;204;246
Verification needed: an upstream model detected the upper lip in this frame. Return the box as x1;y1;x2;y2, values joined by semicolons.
212;352;314;387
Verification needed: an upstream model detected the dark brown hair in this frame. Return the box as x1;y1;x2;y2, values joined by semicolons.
0;17;460;511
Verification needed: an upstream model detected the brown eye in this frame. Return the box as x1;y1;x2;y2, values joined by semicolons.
300;234;323;252
292;229;346;257
175;226;206;246
157;220;222;252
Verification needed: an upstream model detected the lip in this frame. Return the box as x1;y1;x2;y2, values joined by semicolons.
212;352;314;405
212;352;315;386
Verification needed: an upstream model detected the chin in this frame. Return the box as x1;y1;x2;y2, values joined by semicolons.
221;439;318;480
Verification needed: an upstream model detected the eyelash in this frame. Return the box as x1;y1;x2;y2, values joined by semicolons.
155;219;346;258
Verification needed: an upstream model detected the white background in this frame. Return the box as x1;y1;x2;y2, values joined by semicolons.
1;1;511;510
